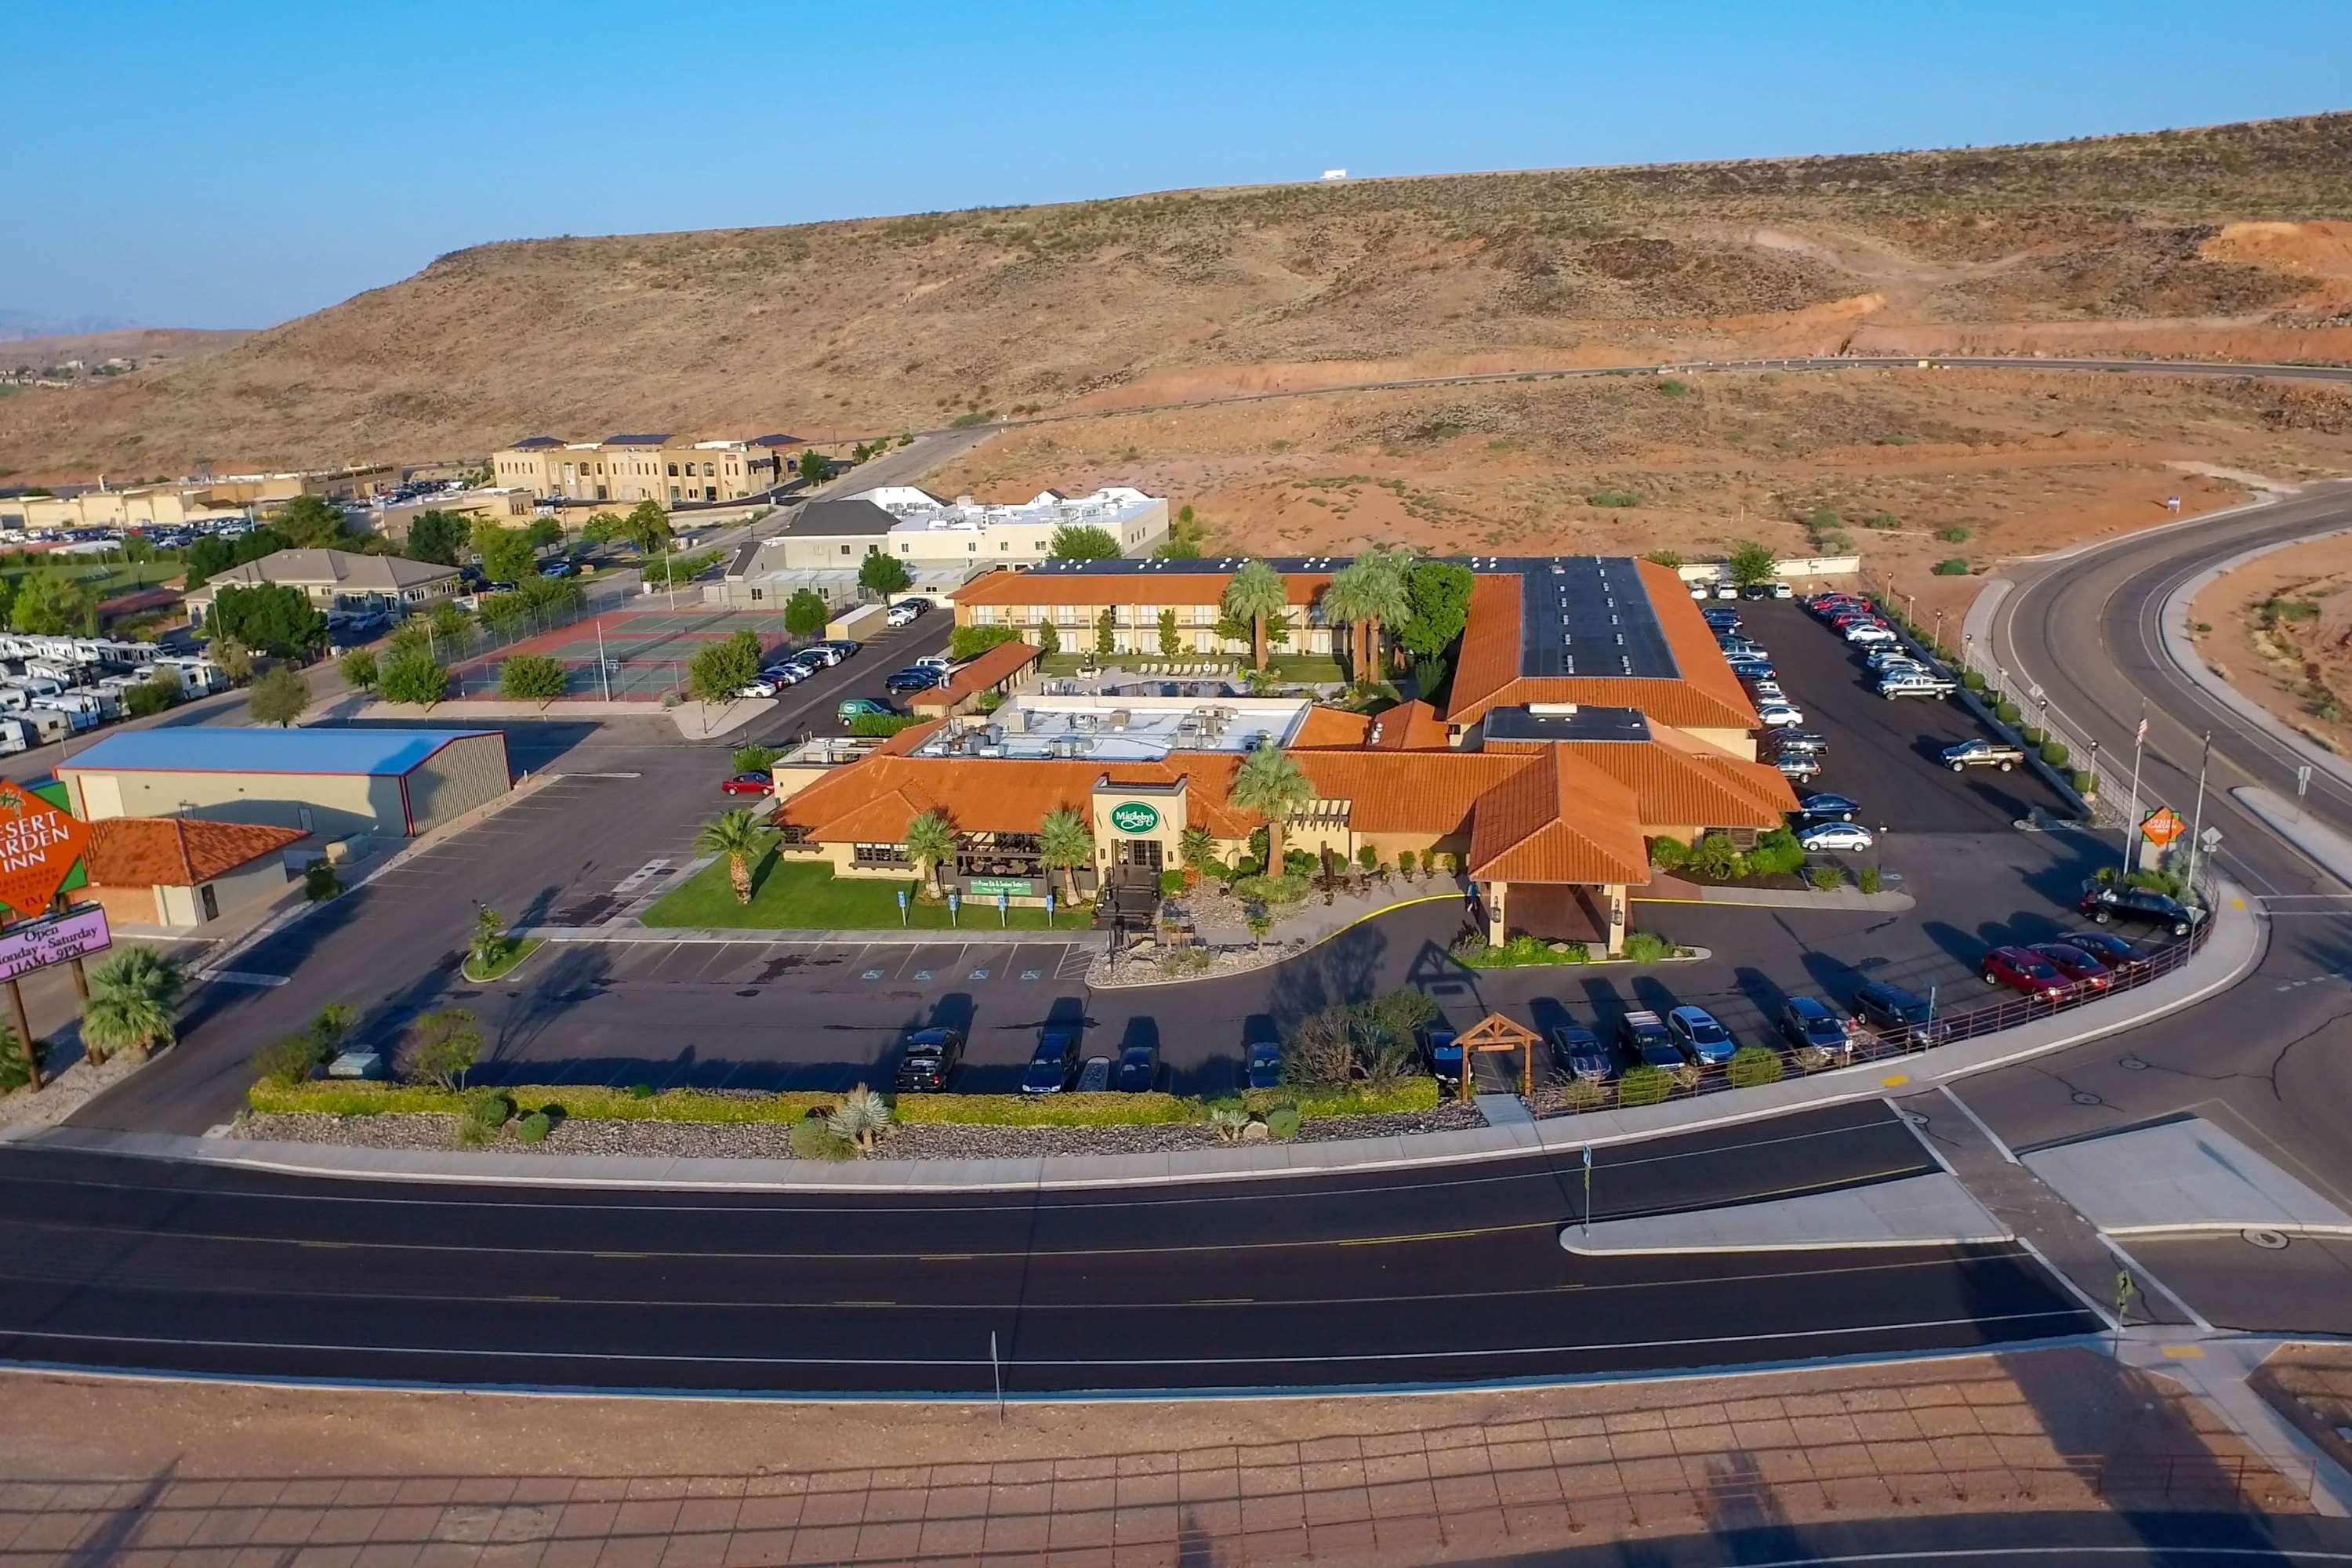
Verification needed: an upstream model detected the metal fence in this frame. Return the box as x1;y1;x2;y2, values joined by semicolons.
1532;914;2212;1119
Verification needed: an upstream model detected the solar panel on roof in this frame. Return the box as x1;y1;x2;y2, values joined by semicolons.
1516;557;1676;680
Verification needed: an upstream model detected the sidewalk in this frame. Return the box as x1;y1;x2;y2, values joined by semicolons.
1563;1170;2006;1254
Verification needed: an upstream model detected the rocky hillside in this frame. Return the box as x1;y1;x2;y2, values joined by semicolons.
7;112;2352;480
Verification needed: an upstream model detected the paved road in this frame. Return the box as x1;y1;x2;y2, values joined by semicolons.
1517;1511;2352;1566
0;1105;2099;1394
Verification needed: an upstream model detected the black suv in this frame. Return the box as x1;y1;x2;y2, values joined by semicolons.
893;1028;965;1092
1021;1027;1081;1094
2077;881;2201;938
1852;982;1947;1046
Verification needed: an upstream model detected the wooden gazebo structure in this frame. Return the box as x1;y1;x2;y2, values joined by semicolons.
1454;1012;1543;1102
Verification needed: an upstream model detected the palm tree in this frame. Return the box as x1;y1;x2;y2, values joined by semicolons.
1231;743;1312;873
1221;560;1289;673
80;947;187;1064
1321;561;1379;681
1178;826;1218;881
693;808;769;905
1037;807;1094;904
1360;547;1416;676
904;808;958;902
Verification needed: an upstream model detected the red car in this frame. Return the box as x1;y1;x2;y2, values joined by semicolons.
2031;942;2112;992
719;771;773;797
1981;946;2067;1001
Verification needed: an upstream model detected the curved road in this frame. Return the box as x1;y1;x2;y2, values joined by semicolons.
1962;479;2352;1213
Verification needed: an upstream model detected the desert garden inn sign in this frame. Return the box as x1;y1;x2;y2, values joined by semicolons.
0;781;90;921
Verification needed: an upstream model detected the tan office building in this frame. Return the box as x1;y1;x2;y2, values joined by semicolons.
492;434;796;505
183;549;464;625
2;464;400;533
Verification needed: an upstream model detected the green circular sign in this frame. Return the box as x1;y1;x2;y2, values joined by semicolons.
1109;801;1161;834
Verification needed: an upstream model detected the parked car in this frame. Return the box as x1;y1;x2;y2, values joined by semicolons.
1548;1023;1610;1083
1718;637;1766;658
1942;739;2024;773
1981;945;2068;1000
892;1028;965;1092
735;678;779;699
1701;608;1743;629
1773;753;1822;782
1853;981;1947;1045
1879;673;1958;699
1714;583;1740;599
885;602;920;628
1243;1033;1284;1091
760;663;809;685
720;771;772;797
1777;997;1852;1055
1666;1005;1737;1065
1744;680;1787;703
2062;930;2151;977
1728;661;1777;683
796;644;846;667
1796;821;1875;852
884;666;942;693
1076;1055;1112;1093
1022;1028;1081;1094
1756;702;1806;728
1421;1026;1465;1091
1742;581;1793;600
2078;881;2202;937
838;697;897;721
1618;1010;1680;1069
1114;1044;1160;1093
822;639;862;658
2031;942;2113;993
1844;623;1898;645
1792;792;1860;823
1766;731;1828;756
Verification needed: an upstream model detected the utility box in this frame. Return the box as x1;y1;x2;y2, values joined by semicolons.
827;601;887;641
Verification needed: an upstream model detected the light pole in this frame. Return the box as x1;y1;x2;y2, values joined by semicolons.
2185;730;2213;893
2122;710;2148;874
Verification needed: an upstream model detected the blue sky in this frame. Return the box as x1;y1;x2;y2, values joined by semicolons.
8;0;2347;330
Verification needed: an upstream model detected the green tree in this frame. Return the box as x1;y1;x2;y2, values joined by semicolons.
797;449;829;487
467;905;510;974
271;493;347;548
621;499;672;554
208;636;255;684
407;1008;481;1091
731;745;780;774
1155;504;1206;559
499;654;568;708
903;809;957;902
949;624;1022;662
858;551;912;600
1094;607;1116;659
1221;559;1288;672
472;519;535;586
378;652;449;707
525;517;564;551
1038;806;1094;903
687;635;760;705
1399;562;1475;659
124;667;180;717
1726;539;1778;587
785;587;829;640
80;948;187;1064
579;511;624;546
207;583;327;658
1231;744;1312;871
426;598;470;642
1049;524;1120;561
1157;608;1181;659
339;648;379;692
405;509;468;566
1036;619;1061;659
247;664;310;727
692;809;769;904
9;568;93;634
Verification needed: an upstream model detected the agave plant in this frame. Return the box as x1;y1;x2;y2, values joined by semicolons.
1209;1103;1251;1143
828;1083;893;1152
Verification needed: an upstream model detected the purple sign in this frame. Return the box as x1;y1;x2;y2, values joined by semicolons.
0;905;111;982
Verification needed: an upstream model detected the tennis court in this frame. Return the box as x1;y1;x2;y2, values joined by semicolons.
451;606;790;701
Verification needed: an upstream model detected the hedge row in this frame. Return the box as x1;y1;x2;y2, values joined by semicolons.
892;1091;1198;1127
1247;1080;1440;1118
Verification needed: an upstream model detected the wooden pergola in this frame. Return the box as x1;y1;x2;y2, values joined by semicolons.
1454;1012;1543;1102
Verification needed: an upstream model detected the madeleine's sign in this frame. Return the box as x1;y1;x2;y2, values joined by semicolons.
0;905;111;982
0;782;91;920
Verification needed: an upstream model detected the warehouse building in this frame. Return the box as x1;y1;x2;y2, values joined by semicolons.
60;728;511;841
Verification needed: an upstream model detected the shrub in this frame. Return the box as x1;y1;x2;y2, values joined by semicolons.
1962;670;1986;691
303;860;342;902
893;1092;1199;1127
250;1030;330;1089
1586;488;1642;508
731;745;780;774
848;713;926;737
1807;864;1844;891
1246;1080;1439;1119
1159;868;1186;897
1994;699;2023;723
1396;850;1417;878
1690;832;1740;880
1461;933;1587;967
1741;828;1806;880
1559;1077;1606;1112
949;623;1022;662
1867;513;1900;530
1617;1064;1671;1107
1648;835;1690;871
2073;769;2100;796
1621;931;1675;964
1933;558;1970;576
1857;866;1883;895
469;1092;515;1129
0;1029;44;1092
789;1119;857;1160
1264;1106;1302;1141
1726;1046;1785;1089
1655;378;1691;397
517;1110;554;1144
1935;525;1972;543
1450;930;1489;959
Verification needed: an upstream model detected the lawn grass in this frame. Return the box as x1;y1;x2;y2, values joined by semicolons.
642;844;1090;931
462;937;543;982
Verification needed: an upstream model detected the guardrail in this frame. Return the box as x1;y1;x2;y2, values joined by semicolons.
1533;918;2210;1118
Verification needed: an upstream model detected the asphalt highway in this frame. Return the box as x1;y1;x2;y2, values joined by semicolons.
0;1105;2098;1395
1962;481;2352;1215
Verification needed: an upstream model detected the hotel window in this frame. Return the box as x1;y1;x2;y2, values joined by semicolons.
667;463;679;477
971;606;997;625
840;544;852;557
702;463;715;477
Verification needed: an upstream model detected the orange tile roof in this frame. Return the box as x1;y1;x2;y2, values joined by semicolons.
1363;699;1452;750
1513;721;1798;828
84;817;309;889
1294;707;1374;747
1295;751;1530;836
953;566;1332;609
911;639;1042;713
1467;748;1650;886
1442;564;1762;734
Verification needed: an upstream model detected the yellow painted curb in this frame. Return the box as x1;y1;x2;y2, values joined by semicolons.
2161;1345;2206;1360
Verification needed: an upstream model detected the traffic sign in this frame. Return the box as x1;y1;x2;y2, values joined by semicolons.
2297;764;2314;800
2199;826;2223;854
2140;807;2187;849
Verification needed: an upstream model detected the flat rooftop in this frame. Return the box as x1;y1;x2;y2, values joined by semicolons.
59;727;499;777
1480;705;1654;744
909;695;1309;764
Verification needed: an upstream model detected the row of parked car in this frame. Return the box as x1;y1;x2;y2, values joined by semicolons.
891;1025;1174;1096
1703;604;1878;851
740;637;865;699
1805;592;1960;699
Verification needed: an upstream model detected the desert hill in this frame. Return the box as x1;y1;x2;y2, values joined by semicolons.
5;112;2352;480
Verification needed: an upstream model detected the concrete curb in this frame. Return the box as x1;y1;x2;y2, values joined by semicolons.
26;880;2262;1192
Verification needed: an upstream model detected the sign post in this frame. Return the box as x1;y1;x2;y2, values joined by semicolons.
1582;1144;1593;1240
997;891;1009;928
896;887;909;927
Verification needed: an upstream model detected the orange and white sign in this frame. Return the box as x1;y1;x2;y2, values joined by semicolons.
2140;807;2187;849
0;782;90;920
